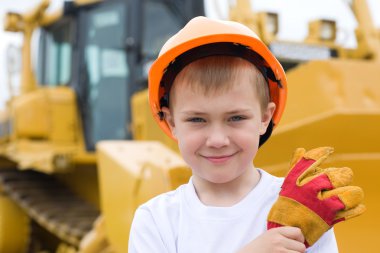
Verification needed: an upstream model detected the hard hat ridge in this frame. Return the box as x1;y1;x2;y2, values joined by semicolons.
158;16;261;56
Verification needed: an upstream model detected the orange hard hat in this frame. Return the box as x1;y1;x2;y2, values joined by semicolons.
148;16;287;146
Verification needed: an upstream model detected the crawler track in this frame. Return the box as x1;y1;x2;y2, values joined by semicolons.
0;169;99;246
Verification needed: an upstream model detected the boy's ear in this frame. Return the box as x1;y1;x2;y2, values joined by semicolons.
260;102;276;135
161;107;176;136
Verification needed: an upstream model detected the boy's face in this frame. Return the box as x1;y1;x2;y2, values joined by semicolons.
163;72;275;185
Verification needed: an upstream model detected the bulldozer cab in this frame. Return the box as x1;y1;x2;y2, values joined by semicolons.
36;0;203;151
0;0;202;252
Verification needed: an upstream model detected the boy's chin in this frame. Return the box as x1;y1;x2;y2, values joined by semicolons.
200;174;242;185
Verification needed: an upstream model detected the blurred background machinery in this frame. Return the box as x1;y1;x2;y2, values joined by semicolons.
0;0;379;252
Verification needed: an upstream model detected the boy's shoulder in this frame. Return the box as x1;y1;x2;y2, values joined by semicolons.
258;168;284;191
255;169;284;203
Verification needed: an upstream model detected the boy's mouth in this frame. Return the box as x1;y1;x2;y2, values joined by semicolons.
201;153;237;164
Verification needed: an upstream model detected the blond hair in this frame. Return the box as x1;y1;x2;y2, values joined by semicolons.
170;56;270;111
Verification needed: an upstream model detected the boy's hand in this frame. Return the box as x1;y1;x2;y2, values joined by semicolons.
267;147;366;247
238;227;306;253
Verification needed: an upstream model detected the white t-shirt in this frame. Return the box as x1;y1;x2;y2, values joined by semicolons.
129;169;338;253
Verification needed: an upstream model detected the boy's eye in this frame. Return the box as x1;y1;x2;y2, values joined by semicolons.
229;115;246;122
187;117;206;123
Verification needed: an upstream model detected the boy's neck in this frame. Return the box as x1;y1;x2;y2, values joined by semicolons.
192;167;261;207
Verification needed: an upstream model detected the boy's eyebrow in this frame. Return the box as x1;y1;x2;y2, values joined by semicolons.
179;110;208;116
225;109;252;114
179;109;252;115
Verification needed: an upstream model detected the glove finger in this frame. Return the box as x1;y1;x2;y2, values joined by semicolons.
296;147;334;185
334;204;366;224
303;147;334;168
289;148;306;170
320;186;364;210
324;167;353;188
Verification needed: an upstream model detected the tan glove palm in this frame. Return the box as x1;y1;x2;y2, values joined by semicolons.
267;147;366;247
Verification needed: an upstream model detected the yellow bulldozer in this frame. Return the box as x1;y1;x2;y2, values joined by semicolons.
0;0;378;252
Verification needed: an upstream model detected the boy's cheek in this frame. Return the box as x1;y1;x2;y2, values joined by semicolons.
171;128;177;138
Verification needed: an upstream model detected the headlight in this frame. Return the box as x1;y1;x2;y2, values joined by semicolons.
319;20;337;41
265;12;279;36
4;12;24;32
308;19;337;42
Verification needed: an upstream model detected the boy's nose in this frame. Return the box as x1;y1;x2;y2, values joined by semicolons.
206;127;230;148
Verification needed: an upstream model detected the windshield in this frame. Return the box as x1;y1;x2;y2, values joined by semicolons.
142;1;183;58
81;0;185;150
82;1;128;150
37;18;72;85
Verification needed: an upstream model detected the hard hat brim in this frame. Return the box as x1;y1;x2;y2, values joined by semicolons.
149;33;287;142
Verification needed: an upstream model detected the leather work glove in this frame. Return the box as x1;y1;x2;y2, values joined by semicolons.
267;147;366;247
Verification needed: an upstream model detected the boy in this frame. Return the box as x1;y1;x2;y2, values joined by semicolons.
129;16;362;252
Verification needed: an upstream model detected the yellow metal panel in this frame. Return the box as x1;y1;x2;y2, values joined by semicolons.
5;140;57;172
256;60;380;166
47;87;79;143
276;60;380;125
331;156;380;253
4;86;90;173
97;141;190;253
56;164;100;209
12;89;49;138
0;194;30;253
